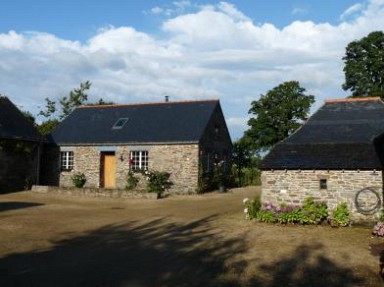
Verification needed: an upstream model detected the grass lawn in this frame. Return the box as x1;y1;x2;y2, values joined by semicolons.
0;187;383;286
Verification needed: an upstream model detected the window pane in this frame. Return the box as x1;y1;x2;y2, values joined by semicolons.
130;150;148;171
60;151;74;171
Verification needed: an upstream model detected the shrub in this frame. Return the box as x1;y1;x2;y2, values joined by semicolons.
126;171;139;190
257;210;276;223
277;208;301;224
244;197;328;225
72;172;86;188
299;197;328;224
329;202;351;227
243;197;261;220
144;170;173;198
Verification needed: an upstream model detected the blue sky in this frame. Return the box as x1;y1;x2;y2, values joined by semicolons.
1;0;359;40
0;0;383;140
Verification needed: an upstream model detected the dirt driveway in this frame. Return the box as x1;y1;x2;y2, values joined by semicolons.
1;187;383;286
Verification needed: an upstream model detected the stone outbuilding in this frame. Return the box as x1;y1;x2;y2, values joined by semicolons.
0;96;42;193
42;99;232;193
261;97;384;222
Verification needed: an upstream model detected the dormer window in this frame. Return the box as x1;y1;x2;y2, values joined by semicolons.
112;118;129;129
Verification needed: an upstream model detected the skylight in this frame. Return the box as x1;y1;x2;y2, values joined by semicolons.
112;118;129;129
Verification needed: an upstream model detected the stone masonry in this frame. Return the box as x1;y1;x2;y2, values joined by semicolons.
262;169;383;222
58;144;199;194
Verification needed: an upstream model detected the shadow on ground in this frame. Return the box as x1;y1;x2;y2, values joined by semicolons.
0;216;370;287
0;201;44;213
258;243;370;287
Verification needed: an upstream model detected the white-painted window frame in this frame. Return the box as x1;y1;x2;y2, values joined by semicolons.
60;151;74;171
130;150;148;171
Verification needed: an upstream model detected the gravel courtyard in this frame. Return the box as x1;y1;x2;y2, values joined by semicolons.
1;187;383;286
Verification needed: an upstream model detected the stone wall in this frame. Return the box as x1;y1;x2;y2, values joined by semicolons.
55;144;200;194
150;144;199;193
262;169;383;222
32;185;157;199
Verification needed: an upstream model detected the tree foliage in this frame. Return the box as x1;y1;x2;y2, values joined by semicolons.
59;80;91;120
37;81;114;135
37;119;60;136
342;31;384;98
38;98;57;118
246;81;314;152
232;137;253;186
22;111;37;126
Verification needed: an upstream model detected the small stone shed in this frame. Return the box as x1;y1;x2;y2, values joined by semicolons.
261;97;384;221
0;96;42;193
42;99;232;193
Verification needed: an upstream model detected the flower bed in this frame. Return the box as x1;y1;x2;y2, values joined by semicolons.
243;196;351;227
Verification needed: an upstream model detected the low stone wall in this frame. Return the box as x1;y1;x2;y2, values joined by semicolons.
31;185;157;199
261;169;383;222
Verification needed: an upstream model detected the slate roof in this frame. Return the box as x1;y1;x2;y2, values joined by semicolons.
50;99;222;145
261;97;384;170
0;96;41;142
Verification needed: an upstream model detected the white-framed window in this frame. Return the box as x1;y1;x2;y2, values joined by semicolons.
60;151;74;171
129;150;148;171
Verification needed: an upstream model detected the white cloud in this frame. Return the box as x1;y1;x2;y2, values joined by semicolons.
150;6;164;15
217;1;250;21
340;3;364;21
173;1;192;9
147;1;193;16
1;0;384;139
291;7;307;15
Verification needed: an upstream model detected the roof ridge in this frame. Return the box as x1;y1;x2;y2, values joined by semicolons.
78;98;219;109
325;97;381;103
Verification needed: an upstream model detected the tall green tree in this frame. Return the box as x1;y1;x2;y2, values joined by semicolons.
342;31;384;98
232;137;253;187
246;81;314;152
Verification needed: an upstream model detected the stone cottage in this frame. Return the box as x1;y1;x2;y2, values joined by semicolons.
0;96;42;193
43;99;232;193
261;97;384;221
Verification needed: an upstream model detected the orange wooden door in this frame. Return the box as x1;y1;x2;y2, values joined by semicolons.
103;154;116;188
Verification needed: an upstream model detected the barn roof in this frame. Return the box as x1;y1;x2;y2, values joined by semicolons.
50;99;223;145
261;97;384;170
0;96;41;142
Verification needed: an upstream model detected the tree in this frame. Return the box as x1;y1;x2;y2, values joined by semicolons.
342;31;384;98
22;111;37;126
37;81;114;135
37;119;60;136
232;137;253;187
246;81;314;152
59;80;91;120
37;98;59;135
